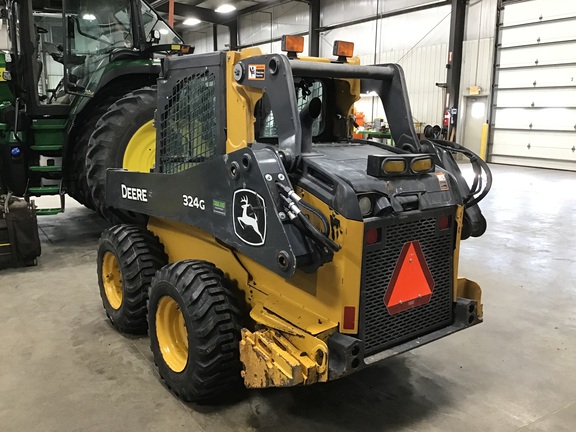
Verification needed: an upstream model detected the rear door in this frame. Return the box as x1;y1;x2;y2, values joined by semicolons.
490;0;576;170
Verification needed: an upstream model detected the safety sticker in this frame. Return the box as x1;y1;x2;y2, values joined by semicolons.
248;64;265;80
212;199;226;216
435;172;449;191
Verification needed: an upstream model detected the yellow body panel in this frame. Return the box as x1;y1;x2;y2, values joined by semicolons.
225;48;264;154
147;213;363;336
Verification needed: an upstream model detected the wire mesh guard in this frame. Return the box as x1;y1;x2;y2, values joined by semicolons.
159;71;217;174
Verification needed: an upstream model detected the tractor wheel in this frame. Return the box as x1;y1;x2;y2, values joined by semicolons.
148;260;243;402
68;97;118;209
97;224;167;334
86;87;157;224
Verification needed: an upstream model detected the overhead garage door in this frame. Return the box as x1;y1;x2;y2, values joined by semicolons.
490;0;576;170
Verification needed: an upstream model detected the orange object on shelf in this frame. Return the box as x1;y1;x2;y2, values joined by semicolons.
353;112;365;139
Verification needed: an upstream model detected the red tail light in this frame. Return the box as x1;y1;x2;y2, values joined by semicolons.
343;306;356;330
438;215;452;231
365;228;381;245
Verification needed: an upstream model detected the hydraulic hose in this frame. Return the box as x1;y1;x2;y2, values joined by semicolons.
275;182;330;236
431;139;492;208
298;199;329;236
277;184;341;254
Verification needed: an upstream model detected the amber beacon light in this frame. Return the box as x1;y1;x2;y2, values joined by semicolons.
333;40;354;58
281;35;305;57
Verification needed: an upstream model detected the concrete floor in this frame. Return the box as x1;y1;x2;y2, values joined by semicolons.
0;164;575;432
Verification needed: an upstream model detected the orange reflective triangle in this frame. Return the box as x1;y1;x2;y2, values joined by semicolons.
384;241;435;315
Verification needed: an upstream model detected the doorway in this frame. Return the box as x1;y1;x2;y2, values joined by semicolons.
462;96;488;155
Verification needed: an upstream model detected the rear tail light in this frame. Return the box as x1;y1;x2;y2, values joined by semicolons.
382;159;406;174
365;228;381;245
411;157;433;173
343;306;356;330
437;215;452;231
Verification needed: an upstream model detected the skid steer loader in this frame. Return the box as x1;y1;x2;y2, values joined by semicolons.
96;37;492;402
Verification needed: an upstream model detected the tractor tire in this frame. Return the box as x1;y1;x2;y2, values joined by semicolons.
97;224;167;334
148;260;243;402
86;87;157;224
69;97;118;209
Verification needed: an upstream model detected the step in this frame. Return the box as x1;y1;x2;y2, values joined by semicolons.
30;145;63;152
31;119;67;130
28;186;60;195
29;165;62;173
36;208;62;216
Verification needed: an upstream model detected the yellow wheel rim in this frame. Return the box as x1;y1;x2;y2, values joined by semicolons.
123;119;156;172
102;251;123;310
156;296;189;373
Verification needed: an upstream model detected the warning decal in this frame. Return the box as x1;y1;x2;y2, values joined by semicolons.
435;172;449;191
248;64;266;80
383;241;435;315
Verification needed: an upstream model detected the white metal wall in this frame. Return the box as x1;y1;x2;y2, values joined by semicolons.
320;4;451;125
490;0;576;170
238;1;308;47
181;0;500;130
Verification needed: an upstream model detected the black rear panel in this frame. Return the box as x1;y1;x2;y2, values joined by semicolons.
360;208;455;356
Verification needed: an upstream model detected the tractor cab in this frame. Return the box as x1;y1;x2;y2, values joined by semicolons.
0;0;190;220
3;0;184;113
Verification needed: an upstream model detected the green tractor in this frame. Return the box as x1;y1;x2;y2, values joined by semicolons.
0;0;191;220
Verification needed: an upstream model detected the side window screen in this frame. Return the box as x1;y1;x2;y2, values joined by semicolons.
258;80;324;139
159;71;216;174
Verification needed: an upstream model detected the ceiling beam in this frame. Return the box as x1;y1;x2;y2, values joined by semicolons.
156;1;292;27
157;2;232;26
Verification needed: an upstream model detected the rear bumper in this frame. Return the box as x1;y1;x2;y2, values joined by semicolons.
327;297;481;380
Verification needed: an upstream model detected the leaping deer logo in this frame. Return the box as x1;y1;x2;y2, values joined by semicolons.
236;194;264;243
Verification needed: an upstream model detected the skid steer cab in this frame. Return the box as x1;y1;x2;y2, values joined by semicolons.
96;36;492;402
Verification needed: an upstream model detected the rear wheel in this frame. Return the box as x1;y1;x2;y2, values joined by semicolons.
68;97;118;209
86;87;157;224
148;260;243;402
97;224;167;334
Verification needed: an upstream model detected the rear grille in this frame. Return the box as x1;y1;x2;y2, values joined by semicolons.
360;212;454;356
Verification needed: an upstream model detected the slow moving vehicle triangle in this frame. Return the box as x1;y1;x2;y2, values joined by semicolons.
384;241;435;314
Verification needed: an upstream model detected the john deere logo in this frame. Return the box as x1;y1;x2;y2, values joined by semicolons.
233;189;266;246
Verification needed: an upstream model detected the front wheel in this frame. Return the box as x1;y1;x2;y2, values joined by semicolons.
97;224;167;334
86;87;157;224
148;260;243;402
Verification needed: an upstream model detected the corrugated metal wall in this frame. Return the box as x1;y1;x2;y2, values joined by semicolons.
320;4;451;125
180;0;499;130
238;2;309;46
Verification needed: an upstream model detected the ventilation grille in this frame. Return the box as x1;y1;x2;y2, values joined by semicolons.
159;71;216;174
361;216;454;356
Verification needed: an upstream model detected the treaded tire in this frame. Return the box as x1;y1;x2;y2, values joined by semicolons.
86;87;156;224
97;224;167;334
148;260;243;402
69;97;118;209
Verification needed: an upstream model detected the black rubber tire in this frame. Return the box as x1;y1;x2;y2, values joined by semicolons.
148;260;243;402
69;97;118;209
97;224;167;334
86;87;156;224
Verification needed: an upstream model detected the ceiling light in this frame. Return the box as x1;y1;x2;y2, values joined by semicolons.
159;28;169;35
215;4;236;13
183;18;201;26
82;13;96;21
